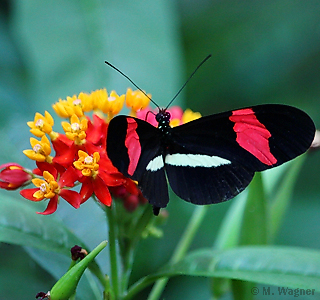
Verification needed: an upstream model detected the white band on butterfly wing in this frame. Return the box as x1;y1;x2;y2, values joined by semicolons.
165;153;231;167
146;155;164;172
146;153;231;172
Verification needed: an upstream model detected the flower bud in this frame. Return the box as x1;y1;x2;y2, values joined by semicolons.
49;241;107;300
0;163;32;190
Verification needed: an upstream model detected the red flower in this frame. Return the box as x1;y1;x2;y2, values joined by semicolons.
20;164;80;215
86;114;108;148
73;150;125;206
0;163;32;190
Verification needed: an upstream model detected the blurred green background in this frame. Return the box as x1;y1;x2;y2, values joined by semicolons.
0;0;319;299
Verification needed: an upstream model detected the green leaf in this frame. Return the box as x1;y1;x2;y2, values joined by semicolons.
230;173;268;299
239;172;268;245
213;174;268;299
0;195;84;255
125;246;320;298
214;192;248;250
231;280;254;300
214;173;268;252
269;155;307;239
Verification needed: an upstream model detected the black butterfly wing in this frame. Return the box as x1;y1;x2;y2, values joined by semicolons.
107;115;169;208
164;149;254;205
164;104;315;205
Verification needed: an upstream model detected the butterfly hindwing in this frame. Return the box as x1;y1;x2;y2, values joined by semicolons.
164;147;254;205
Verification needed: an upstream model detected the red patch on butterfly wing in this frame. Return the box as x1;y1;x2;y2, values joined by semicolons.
125;118;141;176
229;108;277;165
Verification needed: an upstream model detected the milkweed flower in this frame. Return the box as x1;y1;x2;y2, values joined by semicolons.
73;149;125;206
99;90;125;121
20;164;80;214
52;94;85;118
27;111;54;137
1;87;199;215
23;135;52;163
182;108;202;124
61;114;88;144
0;163;32;190
126;88;151;116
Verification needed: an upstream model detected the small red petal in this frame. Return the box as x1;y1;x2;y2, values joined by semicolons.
59;167;79;188
99;171;125;187
93;176;112;206
124;179;139;196
20;188;42;201
32;168;42;176
98;157;119;173
51;133;73;152
80;179;93;203
59;189;81;209
37;196;58;215
53;144;77;167
36;162;58;179
86;115;107;146
84;141;104;156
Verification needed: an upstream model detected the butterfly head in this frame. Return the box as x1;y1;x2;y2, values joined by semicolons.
156;109;171;128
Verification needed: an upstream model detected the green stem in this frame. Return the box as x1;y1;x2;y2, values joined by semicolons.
147;206;209;300
121;205;154;292
106;206;120;298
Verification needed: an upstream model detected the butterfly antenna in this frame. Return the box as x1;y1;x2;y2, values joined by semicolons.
165;54;212;110
105;61;160;109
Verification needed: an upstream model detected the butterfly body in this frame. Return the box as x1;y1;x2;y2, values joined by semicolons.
107;104;315;215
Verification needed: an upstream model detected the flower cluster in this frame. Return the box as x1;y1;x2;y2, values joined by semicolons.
0;88;201;215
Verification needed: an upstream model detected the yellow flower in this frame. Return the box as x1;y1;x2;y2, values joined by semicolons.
90;88;108;111
23;135;52;163
61;114;88;144
182;109;201;124
27;111;54;137
73;150;100;178
100;90;125;121
32;171;59;200
170;119;181;127
126;88;151;114
78;92;93;112
52;95;84;118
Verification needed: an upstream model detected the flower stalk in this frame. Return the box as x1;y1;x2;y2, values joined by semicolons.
147;206;209;300
106;206;121;298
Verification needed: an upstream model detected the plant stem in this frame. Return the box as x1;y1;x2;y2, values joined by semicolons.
121;205;154;292
106;206;120;298
147;205;209;300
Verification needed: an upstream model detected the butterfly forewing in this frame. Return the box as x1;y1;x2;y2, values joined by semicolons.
107;116;170;208
169;104;315;172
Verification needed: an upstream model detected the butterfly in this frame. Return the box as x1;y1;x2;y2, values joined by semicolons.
106;103;315;215
105;56;315;215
